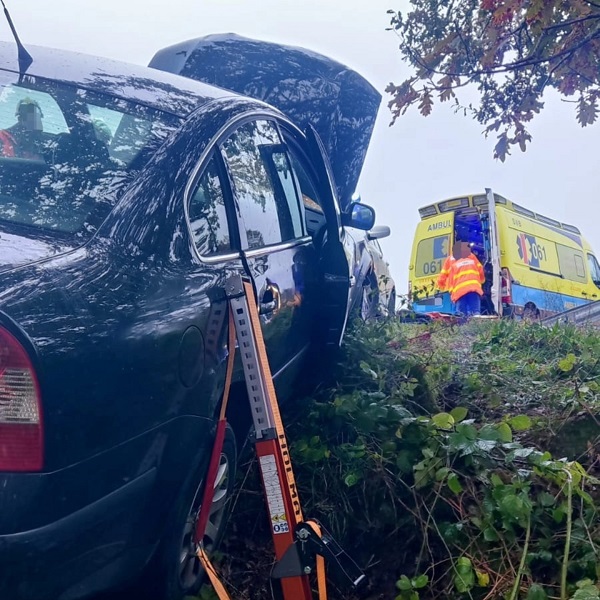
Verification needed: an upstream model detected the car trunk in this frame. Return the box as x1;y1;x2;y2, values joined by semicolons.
0;228;75;273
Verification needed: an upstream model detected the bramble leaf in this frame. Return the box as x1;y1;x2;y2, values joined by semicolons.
450;407;468;422
508;415;532;431
527;584;548;600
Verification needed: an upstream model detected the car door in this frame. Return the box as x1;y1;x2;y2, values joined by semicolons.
219;118;315;379
285;125;351;349
305;125;350;348
181;148;247;418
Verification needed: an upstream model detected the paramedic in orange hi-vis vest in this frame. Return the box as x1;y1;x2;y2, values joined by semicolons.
446;241;485;317
436;254;456;292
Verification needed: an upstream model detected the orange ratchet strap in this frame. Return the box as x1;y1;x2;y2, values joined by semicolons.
192;309;236;600
192;276;364;600
194;309;236;546
306;520;327;600
197;546;231;600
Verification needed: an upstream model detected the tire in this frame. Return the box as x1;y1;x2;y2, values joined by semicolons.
522;302;540;321
144;425;237;600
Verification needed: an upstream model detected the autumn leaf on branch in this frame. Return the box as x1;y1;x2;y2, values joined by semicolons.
385;79;420;124
576;93;599;126
438;75;457;102
418;88;434;115
387;0;600;158
494;131;511;162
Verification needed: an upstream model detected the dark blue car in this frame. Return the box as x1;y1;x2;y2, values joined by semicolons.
0;41;376;600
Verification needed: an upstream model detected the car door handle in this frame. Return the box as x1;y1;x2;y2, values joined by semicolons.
259;300;277;315
259;281;281;315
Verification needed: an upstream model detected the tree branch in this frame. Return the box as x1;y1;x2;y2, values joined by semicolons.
582;0;600;10
402;24;600;80
542;13;600;33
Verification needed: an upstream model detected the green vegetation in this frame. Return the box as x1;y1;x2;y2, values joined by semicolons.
211;319;600;599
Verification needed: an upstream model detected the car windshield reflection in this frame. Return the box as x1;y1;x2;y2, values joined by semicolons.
0;78;180;238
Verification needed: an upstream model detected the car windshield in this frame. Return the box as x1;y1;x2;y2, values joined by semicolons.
0;73;181;239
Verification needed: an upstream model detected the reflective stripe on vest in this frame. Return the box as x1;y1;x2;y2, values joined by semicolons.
448;256;484;302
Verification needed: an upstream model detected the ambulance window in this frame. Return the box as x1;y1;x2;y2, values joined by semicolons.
556;244;587;283
575;255;585;278
415;235;450;278
588;254;600;286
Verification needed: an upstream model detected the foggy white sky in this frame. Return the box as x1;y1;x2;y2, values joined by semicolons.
8;0;599;293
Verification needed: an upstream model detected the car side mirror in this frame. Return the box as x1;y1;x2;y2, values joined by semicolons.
342;202;375;231
367;225;391;240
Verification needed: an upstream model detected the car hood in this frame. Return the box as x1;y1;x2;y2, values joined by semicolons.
0;229;75;273
149;33;382;208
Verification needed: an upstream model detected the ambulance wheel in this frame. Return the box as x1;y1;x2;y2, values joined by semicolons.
522;302;540;321
148;425;237;600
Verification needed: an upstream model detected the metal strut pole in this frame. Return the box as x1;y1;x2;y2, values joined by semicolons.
224;275;312;600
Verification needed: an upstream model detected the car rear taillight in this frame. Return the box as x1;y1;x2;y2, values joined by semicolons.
501;268;512;304
0;328;42;472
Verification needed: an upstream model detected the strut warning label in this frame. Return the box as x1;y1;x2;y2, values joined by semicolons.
259;454;289;534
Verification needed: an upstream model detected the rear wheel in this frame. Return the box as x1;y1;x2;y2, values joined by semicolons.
522;302;540;321
145;425;236;600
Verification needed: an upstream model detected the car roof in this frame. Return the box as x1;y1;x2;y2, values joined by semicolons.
0;41;235;118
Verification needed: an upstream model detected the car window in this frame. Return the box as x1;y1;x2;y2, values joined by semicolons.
188;154;231;256
221;120;303;250
269;148;303;239
587;254;600;286
289;152;323;215
0;75;180;238
0;87;68;135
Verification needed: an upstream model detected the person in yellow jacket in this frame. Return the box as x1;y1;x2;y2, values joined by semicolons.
446;242;485;316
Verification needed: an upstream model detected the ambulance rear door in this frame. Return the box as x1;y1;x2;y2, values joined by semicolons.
486;188;502;316
409;211;454;307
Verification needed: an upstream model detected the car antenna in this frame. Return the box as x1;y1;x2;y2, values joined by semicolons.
0;0;32;76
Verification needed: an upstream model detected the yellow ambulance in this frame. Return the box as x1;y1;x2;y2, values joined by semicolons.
408;189;600;317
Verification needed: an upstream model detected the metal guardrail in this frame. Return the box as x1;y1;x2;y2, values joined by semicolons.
542;300;600;327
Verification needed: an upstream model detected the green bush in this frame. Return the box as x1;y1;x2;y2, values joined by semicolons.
287;319;600;600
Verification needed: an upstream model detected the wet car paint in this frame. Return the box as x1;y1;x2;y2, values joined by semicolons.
0;43;350;600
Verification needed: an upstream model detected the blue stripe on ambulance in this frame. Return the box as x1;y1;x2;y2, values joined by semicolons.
511;284;589;314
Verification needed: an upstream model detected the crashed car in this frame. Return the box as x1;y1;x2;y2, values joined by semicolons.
0;41;377;600
362;225;397;318
150;33;385;321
